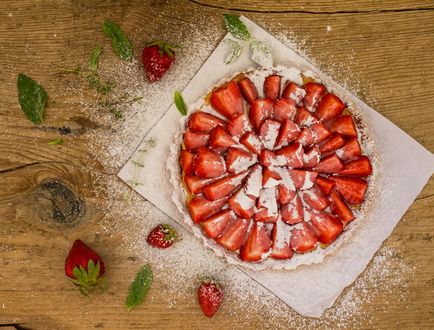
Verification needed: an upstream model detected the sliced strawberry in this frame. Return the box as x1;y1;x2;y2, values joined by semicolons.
203;171;248;200
264;75;281;100
319;133;346;154
255;187;279;222
311;122;332;144
238;77;258;104
240;222;272;262
277;184;296;204
325;115;357;137
275;143;304;168
301;184;329;210
328;176;368;204
260;149;287;167
315;93;345;121
275;119;300;148
290;222;318;253
340;156;372;177
244;164;263;198
289;169;318;190
225;147;257;174
303;82;325;112
228;188;256;218
315;153;344;174
201;209;237;238
294;127;314;147
188;111;226;133
180;150;195;175
184;175;214;195
295;107;318;127
259;119;281;150
240;132;263;155
249;98;274;132
227;114;252;137
310;211;343;245
337;137;361;162
194;147;226;178
210;81;244;119
281;194;304;225
303;145;320;168
282;81;305;103
315;175;335;195
262;167;282;188
187;195;228;223
273;98;297;123
209;125;236;151
216;218;251;251
271;219;293;260
329;190;355;224
183;131;209;151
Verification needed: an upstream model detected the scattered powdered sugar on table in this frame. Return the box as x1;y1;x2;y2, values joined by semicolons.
81;16;413;327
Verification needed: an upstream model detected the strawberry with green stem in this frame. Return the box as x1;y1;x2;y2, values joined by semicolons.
147;224;178;248
64;239;105;295
142;40;177;82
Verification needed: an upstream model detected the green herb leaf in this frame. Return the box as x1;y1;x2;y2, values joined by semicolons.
102;20;133;61
48;138;64;145
223;14;250;40
174;91;187;116
250;40;273;68
224;39;242;64
89;45;101;71
126;264;153;311
17;73;48;125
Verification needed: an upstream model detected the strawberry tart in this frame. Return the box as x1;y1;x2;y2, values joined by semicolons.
170;67;376;269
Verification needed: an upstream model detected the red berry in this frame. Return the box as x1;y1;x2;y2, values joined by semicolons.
147;224;178;248
198;278;223;317
142;41;176;82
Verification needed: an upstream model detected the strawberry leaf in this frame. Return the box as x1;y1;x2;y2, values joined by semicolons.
125;264;153;311
102;20;133;61
223;14;250;40
89;45;101;71
174;91;187;116
17;73;47;125
250;40;273;68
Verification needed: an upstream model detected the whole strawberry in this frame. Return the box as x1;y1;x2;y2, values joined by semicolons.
198;277;223;317
142;41;176;82
147;224;178;248
64;239;105;295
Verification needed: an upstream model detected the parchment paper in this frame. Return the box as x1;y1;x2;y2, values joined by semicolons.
118;17;434;317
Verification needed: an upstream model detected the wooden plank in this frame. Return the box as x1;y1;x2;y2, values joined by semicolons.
1;0;433;329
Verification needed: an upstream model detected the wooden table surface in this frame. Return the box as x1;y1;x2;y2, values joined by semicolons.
1;1;433;329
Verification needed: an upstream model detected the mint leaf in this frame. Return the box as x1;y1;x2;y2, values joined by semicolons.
224;39;241;64
250;40;273;68
89;45;101;71
48;138;64;145
102;20;133;61
126;264;153;311
17;73;47;125
223;14;250;40
174;91;187;116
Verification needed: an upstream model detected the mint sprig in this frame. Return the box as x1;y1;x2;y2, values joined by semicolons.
48;137;64;145
222;14;273;68
103;20;133;61
125;264;153;311
89;45;101;71
17;73;47;125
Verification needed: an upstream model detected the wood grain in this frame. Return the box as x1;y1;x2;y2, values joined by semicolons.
0;0;433;329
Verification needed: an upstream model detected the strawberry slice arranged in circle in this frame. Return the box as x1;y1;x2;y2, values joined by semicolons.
264;74;281;100
290;222;318;253
303;82;325;112
310;211;343;245
210;81;244;119
238;77;258;104
183;131;209;151
188;196;228;223
209;125;236;151
328;176;368;204
271;219;293;260
201;209;237;238
194;147;226;178
227;113;252;137
240;222;272;262
315;93;345;121
339;156;372;177
216;218;251;251
249;98;274;132
203;170;249;200
188;111;226;133
282;81;306;104
273;98;297;123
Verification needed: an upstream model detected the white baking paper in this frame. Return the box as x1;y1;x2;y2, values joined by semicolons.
118;16;434;317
